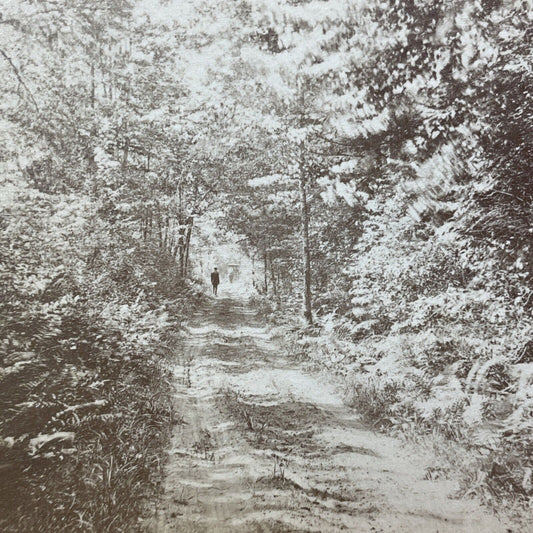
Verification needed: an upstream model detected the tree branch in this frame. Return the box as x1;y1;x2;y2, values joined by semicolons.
0;48;39;111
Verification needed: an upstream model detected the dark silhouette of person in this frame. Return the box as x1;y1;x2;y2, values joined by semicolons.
210;267;220;296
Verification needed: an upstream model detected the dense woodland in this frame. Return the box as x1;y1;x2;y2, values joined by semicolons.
1;0;533;530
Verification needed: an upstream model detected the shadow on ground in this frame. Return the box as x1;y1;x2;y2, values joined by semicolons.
145;297;508;533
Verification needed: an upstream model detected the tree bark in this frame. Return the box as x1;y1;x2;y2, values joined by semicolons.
177;179;185;275
90;62;95;108
263;250;268;294
157;210;163;248
299;157;313;324
269;252;278;300
297;80;313;324
163;216;169;251
122;137;129;170
183;216;193;277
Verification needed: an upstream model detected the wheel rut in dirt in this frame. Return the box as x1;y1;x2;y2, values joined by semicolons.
147;296;507;533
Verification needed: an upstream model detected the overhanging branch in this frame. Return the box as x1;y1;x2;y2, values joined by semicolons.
0;48;39;111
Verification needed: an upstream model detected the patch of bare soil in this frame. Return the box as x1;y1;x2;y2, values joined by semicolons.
144;296;515;533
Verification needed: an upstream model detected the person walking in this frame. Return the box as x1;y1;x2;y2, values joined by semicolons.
210;267;220;296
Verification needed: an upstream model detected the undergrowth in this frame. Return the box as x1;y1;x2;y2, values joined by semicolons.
1;355;175;533
1;214;205;532
0;289;198;532
276;315;533;518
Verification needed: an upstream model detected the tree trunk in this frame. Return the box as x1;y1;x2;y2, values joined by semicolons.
177;179;185;275
297;81;313;324
263;250;268;294
157;214;163;248
90;62;95;108
269;252;278;301
163;216;169;251
171;237;178;259
183;216;193;277
178;240;184;276
299;169;313;324
122;137;129;170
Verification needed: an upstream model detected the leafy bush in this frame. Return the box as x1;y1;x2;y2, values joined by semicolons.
0;186;201;532
344;376;402;428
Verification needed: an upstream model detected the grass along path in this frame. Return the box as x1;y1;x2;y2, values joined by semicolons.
145;295;509;533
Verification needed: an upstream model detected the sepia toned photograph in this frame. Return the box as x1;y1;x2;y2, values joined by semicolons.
1;0;532;531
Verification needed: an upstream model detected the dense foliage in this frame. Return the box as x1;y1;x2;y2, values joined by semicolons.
0;1;209;530
210;0;533;505
2;0;533;525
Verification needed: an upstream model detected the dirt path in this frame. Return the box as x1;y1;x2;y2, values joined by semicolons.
147;296;509;533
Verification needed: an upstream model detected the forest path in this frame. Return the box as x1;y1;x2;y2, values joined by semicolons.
147;294;506;533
